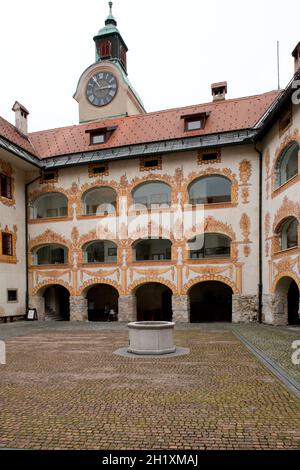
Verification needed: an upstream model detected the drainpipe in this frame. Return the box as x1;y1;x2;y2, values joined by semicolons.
25;175;40;312
254;142;263;323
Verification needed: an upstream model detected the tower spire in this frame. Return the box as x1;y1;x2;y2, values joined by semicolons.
105;1;117;26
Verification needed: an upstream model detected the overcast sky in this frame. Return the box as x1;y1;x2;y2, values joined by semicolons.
1;0;299;132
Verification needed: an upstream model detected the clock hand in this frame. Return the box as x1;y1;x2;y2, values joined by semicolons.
92;76;101;88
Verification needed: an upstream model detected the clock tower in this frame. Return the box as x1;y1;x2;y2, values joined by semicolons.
73;2;146;123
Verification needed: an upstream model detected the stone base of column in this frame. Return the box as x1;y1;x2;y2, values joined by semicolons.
69;296;88;322
29;295;45;320
172;294;189;323
232;294;258;323
262;294;287;325
118;295;137;322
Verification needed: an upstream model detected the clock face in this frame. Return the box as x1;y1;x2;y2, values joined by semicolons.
86;72;118;107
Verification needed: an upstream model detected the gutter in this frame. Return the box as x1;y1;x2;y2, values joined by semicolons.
254;142;263;323
25;175;40;313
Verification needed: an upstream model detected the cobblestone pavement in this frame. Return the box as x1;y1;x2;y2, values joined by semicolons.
1;324;300;449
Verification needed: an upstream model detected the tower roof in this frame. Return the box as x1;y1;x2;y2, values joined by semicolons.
95;2;119;37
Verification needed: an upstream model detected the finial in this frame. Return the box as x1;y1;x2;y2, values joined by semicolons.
109;1;113;15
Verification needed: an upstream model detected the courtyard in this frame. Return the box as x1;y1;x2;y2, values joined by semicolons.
0;322;300;450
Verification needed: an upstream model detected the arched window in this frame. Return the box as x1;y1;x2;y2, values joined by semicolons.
133;239;172;261
82;187;116;216
275;141;299;188
100;40;112;58
132;182;171;209
188;233;231;259
83;241;117;263
32;192;68;219
188;176;231;204
278;217;298;251
33;244;68;265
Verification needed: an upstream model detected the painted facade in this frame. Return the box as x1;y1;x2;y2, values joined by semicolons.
0;6;299;325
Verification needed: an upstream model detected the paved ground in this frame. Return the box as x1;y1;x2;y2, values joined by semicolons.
0;322;300;449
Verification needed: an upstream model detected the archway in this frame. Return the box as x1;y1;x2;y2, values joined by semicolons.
43;285;70;321
135;283;173;321
86;284;119;321
189;281;233;322
275;277;300;325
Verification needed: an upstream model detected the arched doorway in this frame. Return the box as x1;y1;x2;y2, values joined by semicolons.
189;281;232;322
275;277;300;325
135;283;173;321
86;284;119;321
288;281;300;325
43;285;70;321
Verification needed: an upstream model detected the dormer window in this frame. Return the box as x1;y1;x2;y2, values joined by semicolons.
86;126;117;146
91;133;105;145
181;112;209;132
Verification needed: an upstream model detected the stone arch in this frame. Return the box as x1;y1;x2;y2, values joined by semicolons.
80;279;122;296
128;277;177;295
272;271;300;294
80;183;118;217
182;275;239;295
32;279;74;296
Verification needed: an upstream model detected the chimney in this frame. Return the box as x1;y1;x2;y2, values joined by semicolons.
292;42;300;73
12;101;29;137
211;81;227;102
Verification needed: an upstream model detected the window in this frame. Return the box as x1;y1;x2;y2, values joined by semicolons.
32;193;68;219
88;162;109;178
34;244;67;265
120;46;127;69
2;232;12;256
83;241;117;263
181;112;209;131
133;239;172;261
278;217;298;251
188;175;231;204
7;289;18;303
140;156;162;172
188;234;231;259
132;182;171;209
91;133;105;145
100;40;112;58
0;174;12;199
186;119;202;131
275;141;299;189
40;170;58;184
279;105;292;136
198;148;221;165
82;187;117;216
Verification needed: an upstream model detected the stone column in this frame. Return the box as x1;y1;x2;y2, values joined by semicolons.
172;294;189;323
29;295;45;321
118;295;137;322
262;293;287;326
69;295;88;322
232;294;258;323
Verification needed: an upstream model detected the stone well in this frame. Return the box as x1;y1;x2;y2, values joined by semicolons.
127;321;176;355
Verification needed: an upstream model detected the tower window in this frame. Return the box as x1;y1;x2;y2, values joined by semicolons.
100;40;112;58
7;289;18;303
120;46;127;68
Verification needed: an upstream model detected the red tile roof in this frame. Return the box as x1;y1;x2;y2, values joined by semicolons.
0;116;37;155
0;90;280;159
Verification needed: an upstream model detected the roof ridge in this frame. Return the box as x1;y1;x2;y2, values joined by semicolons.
28;89;279;137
